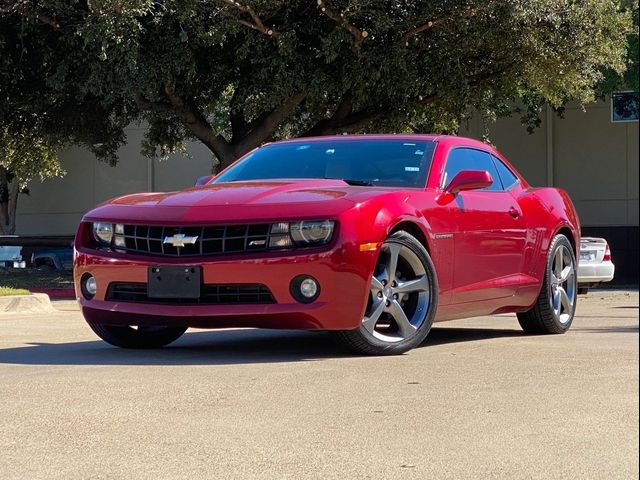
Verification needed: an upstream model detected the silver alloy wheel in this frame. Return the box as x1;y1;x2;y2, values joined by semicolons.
362;242;431;343
549;244;576;324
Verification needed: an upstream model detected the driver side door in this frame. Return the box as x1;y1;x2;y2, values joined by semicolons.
443;148;527;303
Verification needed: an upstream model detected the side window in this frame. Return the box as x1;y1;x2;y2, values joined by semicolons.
442;148;502;191
491;155;519;190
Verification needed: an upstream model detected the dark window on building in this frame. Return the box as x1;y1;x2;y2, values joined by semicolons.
442;148;502;191
612;92;639;122
491;155;519;190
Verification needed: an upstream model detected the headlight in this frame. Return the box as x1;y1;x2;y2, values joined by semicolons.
93;223;113;244
290;220;335;245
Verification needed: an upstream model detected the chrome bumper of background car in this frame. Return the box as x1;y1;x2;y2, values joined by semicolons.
577;262;615;284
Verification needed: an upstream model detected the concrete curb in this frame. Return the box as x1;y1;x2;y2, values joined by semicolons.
0;293;55;313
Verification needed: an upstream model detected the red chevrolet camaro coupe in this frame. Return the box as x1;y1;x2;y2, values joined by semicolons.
74;135;580;355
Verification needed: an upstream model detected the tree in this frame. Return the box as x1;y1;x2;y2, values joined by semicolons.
602;1;639;87
0;119;64;234
0;0;635;176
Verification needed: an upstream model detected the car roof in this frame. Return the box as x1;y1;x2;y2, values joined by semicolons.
268;134;491;150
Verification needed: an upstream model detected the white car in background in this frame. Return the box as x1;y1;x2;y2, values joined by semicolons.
577;237;615;294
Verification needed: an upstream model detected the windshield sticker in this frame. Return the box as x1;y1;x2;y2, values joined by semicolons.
402;143;416;146
414;150;424;155
405;166;420;172
325;149;335;154
296;145;311;150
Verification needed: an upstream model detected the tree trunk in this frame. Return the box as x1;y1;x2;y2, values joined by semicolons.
152;86;308;172
0;166;19;235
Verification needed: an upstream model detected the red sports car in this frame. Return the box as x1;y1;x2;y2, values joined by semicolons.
74;135;580;355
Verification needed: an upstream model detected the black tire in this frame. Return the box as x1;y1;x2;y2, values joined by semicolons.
335;231;438;355
517;234;577;334
88;323;187;349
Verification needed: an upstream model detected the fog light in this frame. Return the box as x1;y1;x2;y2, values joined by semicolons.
81;274;97;300
290;275;320;303
300;278;318;298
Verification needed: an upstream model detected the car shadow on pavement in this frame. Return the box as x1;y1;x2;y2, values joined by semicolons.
0;325;527;366
425;327;524;346
572;325;639;334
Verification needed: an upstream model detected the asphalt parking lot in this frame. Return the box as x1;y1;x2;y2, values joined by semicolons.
0;291;638;480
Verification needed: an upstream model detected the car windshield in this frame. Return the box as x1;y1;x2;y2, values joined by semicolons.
213;139;436;188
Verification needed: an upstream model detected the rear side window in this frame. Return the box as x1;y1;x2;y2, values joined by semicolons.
442;148;502;191
491;156;519;190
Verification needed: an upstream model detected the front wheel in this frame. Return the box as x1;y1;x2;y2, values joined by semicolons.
335;231;438;355
88;323;187;349
517;234;577;334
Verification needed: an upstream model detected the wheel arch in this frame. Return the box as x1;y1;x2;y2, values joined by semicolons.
358;194;433;254
389;220;431;254
554;224;578;257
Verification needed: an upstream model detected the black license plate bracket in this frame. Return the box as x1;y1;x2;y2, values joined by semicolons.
147;266;201;299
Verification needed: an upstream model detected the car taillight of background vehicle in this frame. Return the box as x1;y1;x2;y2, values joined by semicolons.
604;244;612;262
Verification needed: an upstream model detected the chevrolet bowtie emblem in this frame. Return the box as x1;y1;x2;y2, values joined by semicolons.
163;234;199;248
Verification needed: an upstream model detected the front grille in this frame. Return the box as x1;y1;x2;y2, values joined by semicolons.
107;283;276;305
119;224;278;257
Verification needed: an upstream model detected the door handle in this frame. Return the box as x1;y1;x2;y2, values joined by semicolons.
508;206;520;218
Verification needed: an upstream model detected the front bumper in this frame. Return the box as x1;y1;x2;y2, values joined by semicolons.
74;241;378;331
577;262;615;285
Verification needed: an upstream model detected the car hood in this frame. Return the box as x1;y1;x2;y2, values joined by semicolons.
84;180;395;224
109;180;360;206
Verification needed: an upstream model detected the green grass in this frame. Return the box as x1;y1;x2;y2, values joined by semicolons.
0;269;73;290
0;286;31;296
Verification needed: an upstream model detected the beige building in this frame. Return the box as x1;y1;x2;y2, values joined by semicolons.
16;98;639;284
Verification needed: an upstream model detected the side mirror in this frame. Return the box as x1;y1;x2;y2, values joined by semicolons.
195;174;215;186
445;170;493;195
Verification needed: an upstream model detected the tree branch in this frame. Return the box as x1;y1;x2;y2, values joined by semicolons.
162;84;233;163
222;0;278;37
0;2;61;29
401;8;478;44
36;14;60;29
464;59;518;88
335;111;383;133
229;87;249;141
302;105;383;137
0;2;22;15
134;93;172;112
416;94;437;106
302;91;354;136
316;0;368;50
234;92;306;154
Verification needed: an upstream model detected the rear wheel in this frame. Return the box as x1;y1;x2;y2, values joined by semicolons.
88;323;187;349
336;231;438;355
517;234;577;334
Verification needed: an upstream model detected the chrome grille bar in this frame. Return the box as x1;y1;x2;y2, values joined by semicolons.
119;223;274;257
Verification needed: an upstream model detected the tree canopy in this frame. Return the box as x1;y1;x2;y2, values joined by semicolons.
0;0;636;172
